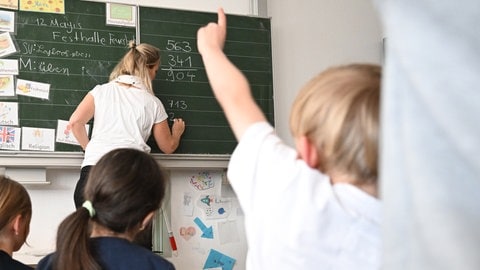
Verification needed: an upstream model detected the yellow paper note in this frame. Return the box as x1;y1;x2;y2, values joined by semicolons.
20;0;65;14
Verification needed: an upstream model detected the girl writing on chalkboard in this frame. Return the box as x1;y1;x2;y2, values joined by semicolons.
68;40;185;209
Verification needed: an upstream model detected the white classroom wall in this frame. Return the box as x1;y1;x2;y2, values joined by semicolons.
10;1;383;269
268;0;383;145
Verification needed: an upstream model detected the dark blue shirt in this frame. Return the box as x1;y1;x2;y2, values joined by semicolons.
36;237;175;270
0;250;33;270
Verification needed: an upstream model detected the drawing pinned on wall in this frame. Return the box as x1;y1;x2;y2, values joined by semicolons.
183;192;194;216
0;125;20;150
179;226;196;241
19;0;64;14
0;75;15;96
0;101;18;126
0;10;16;32
190;171;215;190
197;194;231;219
16;79;50;100
0;32;16;58
193;217;213;239
21;127;55;151
56;119;90;145
106;3;136;28
203;249;236;270
218;220;240;245
0;59;19;75
0;0;18;10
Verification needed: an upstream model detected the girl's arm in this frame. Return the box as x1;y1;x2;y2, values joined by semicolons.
68;93;94;150
152;118;185;154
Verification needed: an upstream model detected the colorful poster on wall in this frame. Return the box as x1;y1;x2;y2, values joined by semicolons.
106;3;136;28
0;32;17;58
0;101;18;126
16;79;50;100
0;0;19;10
20;0;64;14
0;10;16;32
21;127;55;151
56;119;90;145
0;125;20;150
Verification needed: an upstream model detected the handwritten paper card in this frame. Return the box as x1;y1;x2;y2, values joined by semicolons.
190;171;215;190
0;32;17;57
56;119;89;145
0;0;19;10
0;59;19;75
0;75;15;96
182;192;194;216
0;125;20;150
16;79;50;100
0;101;18;126
197;194;231;219
21;127;55;151
0;10;16;31
106;3;136;27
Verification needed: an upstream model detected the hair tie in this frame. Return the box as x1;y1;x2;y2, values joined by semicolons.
130;41;137;50
82;200;96;218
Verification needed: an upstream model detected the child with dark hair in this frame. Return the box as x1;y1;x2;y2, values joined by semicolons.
36;148;175;270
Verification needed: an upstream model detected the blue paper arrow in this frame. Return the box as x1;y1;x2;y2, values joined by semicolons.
194;217;214;239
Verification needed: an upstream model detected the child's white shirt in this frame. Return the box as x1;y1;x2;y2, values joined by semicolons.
228;122;381;270
82;75;167;167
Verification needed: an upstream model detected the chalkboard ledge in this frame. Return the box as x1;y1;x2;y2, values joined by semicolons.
0;152;230;169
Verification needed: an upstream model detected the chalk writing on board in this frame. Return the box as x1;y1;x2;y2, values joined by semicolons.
166;100;188;121
51;31;132;46
35;18;82;32
19;58;70;75
162;39;197;82
168;100;188;110
30;14;136;47
22;42;92;58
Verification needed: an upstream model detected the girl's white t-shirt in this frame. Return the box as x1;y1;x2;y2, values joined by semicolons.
82;75;167;167
228;122;381;270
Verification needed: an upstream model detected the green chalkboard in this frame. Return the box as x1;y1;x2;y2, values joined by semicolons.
0;1;273;154
141;7;274;154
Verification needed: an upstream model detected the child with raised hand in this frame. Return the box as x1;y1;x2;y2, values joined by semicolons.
36;148;175;270
0;175;33;270
197;8;381;270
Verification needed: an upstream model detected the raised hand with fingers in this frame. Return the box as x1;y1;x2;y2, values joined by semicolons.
197;8;227;55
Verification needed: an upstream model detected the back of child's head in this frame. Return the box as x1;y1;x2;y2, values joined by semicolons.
290;64;381;185
84;147;166;232
0;175;32;241
0;175;32;243
109;40;160;94
53;148;167;270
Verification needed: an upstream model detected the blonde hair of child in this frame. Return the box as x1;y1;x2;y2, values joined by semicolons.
290;63;381;185
109;40;160;95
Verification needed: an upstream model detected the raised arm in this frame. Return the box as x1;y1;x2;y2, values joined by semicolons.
197;8;266;141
